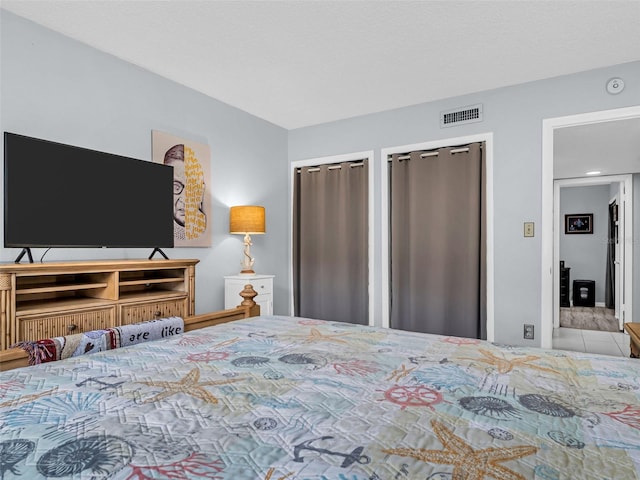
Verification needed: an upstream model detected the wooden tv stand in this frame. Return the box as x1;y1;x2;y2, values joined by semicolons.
0;259;198;350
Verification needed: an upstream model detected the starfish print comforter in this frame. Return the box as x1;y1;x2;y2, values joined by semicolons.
0;315;639;479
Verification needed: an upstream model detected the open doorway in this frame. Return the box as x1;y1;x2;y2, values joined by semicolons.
541;105;640;352
554;176;630;333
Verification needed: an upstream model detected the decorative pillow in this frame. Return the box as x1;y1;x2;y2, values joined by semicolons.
12;329;109;365
12;316;184;365
106;316;184;349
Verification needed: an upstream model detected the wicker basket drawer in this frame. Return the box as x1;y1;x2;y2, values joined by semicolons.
16;306;116;343
120;298;187;326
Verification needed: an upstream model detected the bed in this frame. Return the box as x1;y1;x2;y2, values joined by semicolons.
1;313;639;479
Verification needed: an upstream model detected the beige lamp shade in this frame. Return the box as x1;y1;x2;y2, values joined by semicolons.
229;206;266;234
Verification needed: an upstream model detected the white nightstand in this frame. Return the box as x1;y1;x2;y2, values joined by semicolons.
224;274;274;315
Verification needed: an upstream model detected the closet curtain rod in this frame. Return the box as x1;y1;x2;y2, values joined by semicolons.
296;162;365;173
390;146;473;161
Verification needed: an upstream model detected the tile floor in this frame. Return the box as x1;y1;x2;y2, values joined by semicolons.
553;327;631;357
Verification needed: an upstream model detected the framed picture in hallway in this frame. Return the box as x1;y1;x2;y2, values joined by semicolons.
565;213;593;234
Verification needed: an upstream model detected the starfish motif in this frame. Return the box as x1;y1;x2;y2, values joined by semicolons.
138;368;241;404
214;337;241;348
0;387;58;408
461;349;558;375
289;328;352;345
386;363;417;382
264;468;294;480
383;419;537;480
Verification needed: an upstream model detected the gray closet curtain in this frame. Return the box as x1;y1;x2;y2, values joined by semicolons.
293;161;368;324
605;202;616;309
389;143;486;339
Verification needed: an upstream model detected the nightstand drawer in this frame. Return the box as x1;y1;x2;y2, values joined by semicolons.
252;280;272;294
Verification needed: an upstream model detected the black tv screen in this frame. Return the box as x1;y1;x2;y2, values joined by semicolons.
4;132;174;249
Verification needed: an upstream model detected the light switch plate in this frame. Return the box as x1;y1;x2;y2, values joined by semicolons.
524;222;534;237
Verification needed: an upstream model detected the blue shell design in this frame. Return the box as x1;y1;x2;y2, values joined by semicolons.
458;396;520;419
411;365;477;391
534;465;560;480
488;427;514;440
0;440;35;477
253;417;278;430
518;394;575;417
36;435;133;477
547;431;585;449
231;356;270;367
4;392;102;427
263;370;284;380
278;353;327;368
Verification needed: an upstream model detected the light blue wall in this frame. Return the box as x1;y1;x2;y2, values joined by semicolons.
289;60;640;346
0;11;289;315
3;9;640;345
559;185;609;303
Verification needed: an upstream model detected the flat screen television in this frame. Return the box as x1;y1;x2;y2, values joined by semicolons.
4;132;174;256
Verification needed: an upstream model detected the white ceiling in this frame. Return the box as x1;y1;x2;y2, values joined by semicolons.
2;0;639;179
554;117;640;180
1;0;639;130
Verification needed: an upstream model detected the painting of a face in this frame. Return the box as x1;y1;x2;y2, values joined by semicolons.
164;145;186;227
152;131;211;247
183;145;206;239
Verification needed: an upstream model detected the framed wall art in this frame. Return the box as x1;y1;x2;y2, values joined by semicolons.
565;213;593;234
152;130;212;247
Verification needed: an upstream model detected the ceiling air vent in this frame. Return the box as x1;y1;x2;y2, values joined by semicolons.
440;104;483;128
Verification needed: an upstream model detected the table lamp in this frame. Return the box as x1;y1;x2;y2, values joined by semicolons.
229;205;265;274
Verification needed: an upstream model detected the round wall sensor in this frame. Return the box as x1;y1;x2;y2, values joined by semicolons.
606;77;625;95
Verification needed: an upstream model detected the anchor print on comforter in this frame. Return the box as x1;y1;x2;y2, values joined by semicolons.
1;315;639;479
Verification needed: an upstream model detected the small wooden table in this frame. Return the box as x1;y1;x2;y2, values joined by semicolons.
624;322;640;358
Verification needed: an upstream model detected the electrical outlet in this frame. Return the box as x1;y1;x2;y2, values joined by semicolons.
524;222;534;237
524;324;534;339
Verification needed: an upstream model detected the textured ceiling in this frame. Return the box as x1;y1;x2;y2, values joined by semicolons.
1;0;639;130
554;117;640;179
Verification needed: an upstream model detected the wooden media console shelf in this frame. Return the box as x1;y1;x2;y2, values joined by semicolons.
0;259;198;350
